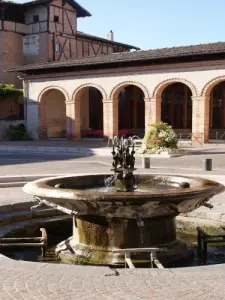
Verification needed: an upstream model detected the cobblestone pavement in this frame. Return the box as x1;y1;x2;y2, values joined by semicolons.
0;257;225;300
1;153;225;299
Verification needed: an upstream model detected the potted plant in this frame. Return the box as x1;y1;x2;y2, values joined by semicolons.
139;122;183;157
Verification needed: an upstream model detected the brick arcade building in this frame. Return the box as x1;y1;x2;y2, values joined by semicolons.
9;41;225;143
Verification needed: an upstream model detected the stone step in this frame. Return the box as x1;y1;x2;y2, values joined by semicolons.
0;182;27;188
0;201;33;213
0;214;72;239
0;144;142;156
0;175;63;183
0;207;64;226
0;174;65;188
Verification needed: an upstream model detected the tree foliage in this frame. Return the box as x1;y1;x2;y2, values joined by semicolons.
0;84;23;97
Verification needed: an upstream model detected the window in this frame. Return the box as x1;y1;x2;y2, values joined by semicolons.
23;35;39;55
54;15;59;23
55;43;61;52
33;15;39;22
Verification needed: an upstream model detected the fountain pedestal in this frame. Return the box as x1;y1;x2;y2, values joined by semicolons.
57;214;191;266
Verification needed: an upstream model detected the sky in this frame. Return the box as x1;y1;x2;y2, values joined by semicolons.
18;0;225;50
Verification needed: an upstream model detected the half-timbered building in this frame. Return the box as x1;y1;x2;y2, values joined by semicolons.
0;0;139;86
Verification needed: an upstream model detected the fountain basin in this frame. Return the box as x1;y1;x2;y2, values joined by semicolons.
23;174;224;266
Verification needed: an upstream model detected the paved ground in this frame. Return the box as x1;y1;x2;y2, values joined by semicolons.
0;139;225;156
0;139;224;149
0;259;225;300
1;149;225;299
0;140;108;148
1;147;225;175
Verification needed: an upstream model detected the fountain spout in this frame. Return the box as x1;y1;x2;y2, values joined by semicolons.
106;136;136;192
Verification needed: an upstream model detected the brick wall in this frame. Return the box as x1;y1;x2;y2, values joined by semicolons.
0;96;23;119
0;31;24;87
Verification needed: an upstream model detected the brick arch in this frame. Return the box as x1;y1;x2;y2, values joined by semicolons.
201;76;225;97
38;86;67;140
72;83;106;139
152;78;198;98
72;83;107;101
110;81;149;99
38;86;69;102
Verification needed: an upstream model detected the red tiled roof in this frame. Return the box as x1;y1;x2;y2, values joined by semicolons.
77;31;140;50
8;41;225;73
0;0;91;17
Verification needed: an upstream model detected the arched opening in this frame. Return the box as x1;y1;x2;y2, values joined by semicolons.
118;85;145;137
76;87;103;138
39;89;66;139
209;81;225;131
161;83;192;132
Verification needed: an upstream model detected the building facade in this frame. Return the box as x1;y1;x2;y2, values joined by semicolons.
10;42;225;143
0;0;138;87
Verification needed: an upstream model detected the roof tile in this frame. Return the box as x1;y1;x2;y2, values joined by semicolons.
8;41;225;73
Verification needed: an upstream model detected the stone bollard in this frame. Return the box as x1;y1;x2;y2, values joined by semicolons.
203;158;212;171
142;157;150;169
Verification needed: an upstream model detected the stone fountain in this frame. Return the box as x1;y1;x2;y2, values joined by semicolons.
23;137;224;266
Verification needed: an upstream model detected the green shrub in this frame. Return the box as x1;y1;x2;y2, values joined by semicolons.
139;122;178;154
5;124;33;141
0;84;23;97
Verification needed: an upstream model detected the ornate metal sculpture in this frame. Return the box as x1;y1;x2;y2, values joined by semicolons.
105;137;136;192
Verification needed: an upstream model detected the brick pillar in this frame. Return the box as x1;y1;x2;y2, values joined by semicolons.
66;101;75;139
39;100;47;140
103;99;118;139
74;97;81;139
192;96;210;144
144;97;161;133
80;89;89;130
144;98;151;134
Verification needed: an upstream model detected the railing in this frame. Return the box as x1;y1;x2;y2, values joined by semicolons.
178;133;203;147
197;226;225;264
216;131;225;145
112;247;165;269
0;228;47;257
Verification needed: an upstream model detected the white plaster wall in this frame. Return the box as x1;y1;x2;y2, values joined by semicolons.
27;63;225;101
25;63;225;138
26;102;39;139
